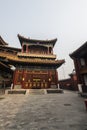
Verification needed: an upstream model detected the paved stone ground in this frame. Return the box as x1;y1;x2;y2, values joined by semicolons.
0;90;87;130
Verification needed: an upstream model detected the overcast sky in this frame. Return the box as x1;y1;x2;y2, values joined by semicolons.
0;0;87;79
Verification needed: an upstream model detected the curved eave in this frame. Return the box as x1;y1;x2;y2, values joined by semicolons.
56;60;65;68
18;34;57;47
0;36;8;46
69;41;87;59
0;61;9;68
0;61;13;72
0;45;21;52
8;57;65;68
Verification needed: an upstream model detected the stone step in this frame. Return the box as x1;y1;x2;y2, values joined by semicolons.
28;89;45;95
7;90;26;94
47;89;63;94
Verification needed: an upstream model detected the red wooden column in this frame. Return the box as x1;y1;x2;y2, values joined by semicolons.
74;58;82;84
21;70;25;89
55;70;58;87
28;45;29;53
22;44;24;52
48;47;49;54
13;70;16;89
51;48;53;54
48;70;51;88
26;45;28;53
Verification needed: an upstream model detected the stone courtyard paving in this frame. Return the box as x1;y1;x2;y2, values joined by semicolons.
0;90;87;130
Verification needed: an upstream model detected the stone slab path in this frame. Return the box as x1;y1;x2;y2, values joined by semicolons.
0;90;87;130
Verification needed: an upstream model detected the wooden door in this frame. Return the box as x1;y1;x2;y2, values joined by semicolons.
13;70;23;89
32;79;41;89
22;71;33;89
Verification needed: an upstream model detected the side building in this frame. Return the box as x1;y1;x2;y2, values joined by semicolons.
58;72;78;91
0;36;20;88
70;42;87;92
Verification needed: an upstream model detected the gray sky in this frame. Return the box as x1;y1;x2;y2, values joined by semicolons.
0;0;87;79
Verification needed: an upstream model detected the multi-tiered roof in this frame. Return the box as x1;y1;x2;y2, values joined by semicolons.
18;34;57;46
0;35;65;68
16;34;65;68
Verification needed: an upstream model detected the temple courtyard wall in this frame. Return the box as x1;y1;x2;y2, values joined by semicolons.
0;90;87;130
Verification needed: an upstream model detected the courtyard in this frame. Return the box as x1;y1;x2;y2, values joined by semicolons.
0;90;87;130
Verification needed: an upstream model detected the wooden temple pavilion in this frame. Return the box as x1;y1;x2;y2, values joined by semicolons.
0;35;65;89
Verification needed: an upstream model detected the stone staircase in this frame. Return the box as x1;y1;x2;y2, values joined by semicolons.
6;89;63;95
46;89;63;94
7;89;26;94
28;89;46;95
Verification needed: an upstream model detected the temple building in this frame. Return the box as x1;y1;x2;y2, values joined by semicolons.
0;34;65;89
70;42;87;92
